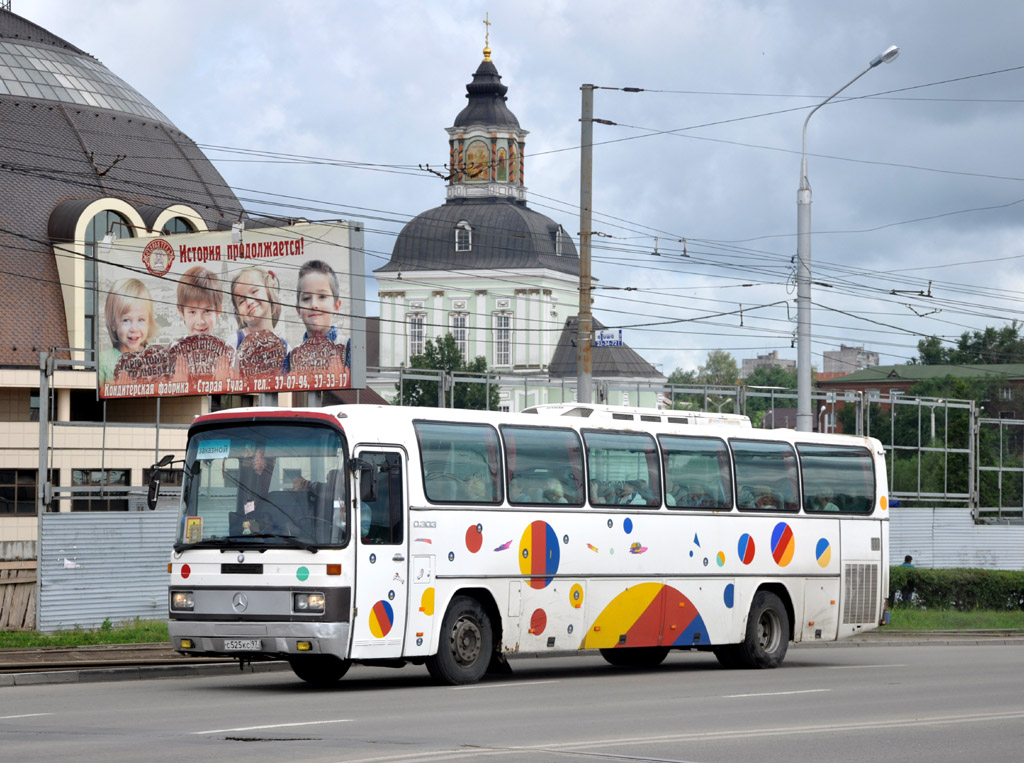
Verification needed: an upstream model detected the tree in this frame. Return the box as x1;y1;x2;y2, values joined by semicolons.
743;366;798;427
698;350;739;387
394;333;500;410
914;322;1024;365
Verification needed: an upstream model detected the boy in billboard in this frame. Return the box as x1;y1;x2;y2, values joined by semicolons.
284;259;350;378
99;277;156;384
170;266;231;382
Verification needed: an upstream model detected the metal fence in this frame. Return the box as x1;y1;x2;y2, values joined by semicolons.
37;509;177;632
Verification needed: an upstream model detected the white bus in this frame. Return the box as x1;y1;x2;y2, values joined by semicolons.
161;403;890;685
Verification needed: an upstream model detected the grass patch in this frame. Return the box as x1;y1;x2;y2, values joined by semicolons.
888;608;1024;631
0;619;168;649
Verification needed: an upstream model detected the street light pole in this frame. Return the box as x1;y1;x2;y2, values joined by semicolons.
796;45;899;432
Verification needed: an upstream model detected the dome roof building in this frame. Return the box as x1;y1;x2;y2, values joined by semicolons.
0;8;244;365
0;8;247;537
375;46;580;386
374;43;662;410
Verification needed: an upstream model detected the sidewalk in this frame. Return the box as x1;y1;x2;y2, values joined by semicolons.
3;630;1023;687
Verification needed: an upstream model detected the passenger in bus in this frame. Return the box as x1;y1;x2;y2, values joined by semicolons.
509;476;532;503
617;481;646;505
464;472;491;502
543;478;568;503
815;491;840;512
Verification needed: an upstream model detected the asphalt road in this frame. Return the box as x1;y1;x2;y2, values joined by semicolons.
2;643;1023;762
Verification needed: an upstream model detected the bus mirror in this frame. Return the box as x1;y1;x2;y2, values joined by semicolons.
147;454;176;510
147;473;160;510
353;460;378;503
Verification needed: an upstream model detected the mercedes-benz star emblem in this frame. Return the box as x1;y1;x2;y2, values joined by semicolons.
231;593;248;612
237;553;245;563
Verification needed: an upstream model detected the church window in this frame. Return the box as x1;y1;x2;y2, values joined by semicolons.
455;221;472;252
493;313;513;367
408;314;426;358
451;313;469;358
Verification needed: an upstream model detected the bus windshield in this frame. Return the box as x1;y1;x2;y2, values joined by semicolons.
175;422;348;550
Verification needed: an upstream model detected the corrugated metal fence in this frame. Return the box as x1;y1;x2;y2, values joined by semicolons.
38;509;177;633
890;506;1024;570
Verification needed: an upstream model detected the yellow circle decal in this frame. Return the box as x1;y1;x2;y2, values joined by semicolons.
420;587;435;617
569;583;584;609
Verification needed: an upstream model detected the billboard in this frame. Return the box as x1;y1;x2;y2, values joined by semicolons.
96;221;365;399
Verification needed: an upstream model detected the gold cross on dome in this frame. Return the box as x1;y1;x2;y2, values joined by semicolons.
482;13;492;61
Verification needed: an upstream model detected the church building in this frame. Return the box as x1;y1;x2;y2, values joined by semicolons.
373;43;663;410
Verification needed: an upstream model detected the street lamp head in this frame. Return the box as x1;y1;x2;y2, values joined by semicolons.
870;45;900;68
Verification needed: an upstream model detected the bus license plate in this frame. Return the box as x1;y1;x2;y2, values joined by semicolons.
224;639;261;651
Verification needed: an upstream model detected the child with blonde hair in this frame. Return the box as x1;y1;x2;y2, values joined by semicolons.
229;266;288;352
99;278;156;384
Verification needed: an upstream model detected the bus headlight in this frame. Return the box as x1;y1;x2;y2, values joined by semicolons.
293;592;325;613
170;591;194;611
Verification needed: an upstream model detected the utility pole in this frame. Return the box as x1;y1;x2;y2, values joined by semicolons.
577;84;595;404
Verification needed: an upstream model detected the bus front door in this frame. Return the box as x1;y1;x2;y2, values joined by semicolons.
350;448;408;660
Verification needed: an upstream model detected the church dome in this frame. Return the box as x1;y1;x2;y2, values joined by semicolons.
453;58;520;130
378;196;578;277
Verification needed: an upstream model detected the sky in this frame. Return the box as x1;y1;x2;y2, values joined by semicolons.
25;0;1024;377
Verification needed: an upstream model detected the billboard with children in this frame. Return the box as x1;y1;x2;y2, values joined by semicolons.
96;221;365;399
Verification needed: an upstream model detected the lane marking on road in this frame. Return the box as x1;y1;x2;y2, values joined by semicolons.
334;709;1024;762
827;664;905;669
0;713;53;720
193;718;352;735
453;680;560;691
723;688;830;698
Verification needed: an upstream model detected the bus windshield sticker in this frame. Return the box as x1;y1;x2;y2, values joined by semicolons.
196;439;231;460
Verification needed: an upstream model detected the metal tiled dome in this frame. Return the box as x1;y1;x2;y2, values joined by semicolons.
0;9;244;366
377;196;578;277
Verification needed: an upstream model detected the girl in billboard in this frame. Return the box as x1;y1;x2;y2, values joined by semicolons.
99;278;156;384
229;266;289;377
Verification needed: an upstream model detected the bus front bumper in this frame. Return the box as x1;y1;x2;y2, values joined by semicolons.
168;620;351;660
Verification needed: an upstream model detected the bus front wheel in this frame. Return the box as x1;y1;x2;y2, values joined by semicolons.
730;590;790;669
426;596;493;685
288;655;351;686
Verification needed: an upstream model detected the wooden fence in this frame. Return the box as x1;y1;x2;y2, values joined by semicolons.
0;560;36;630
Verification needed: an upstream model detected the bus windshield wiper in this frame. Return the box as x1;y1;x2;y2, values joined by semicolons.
235;533;320;553
175;535;319;553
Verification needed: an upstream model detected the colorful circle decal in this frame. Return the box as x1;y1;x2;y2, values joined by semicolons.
519;520;560;589
530;608;547;635
296;566;309;582
181;564;191;579
420;587;435;616
369;600;394;638
465;524;483;553
623;517;633;534
771;522;795;567
580;583;708;649
716;551;726;567
737;533;755;565
570;583;584;609
724;583;735;608
815;537;832;568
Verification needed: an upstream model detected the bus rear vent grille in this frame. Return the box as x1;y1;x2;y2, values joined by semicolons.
842;563;878;624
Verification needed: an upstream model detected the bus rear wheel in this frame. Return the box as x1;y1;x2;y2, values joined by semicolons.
288;655;351;686
426;596;493;685
731;590;790;669
600;646;669;668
